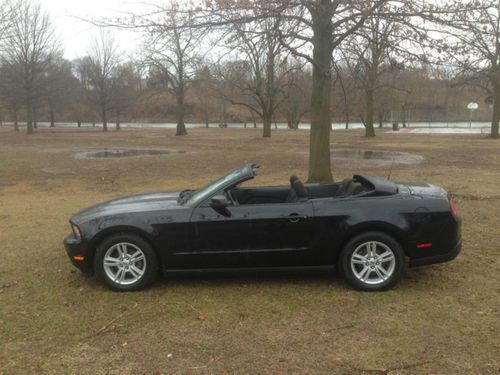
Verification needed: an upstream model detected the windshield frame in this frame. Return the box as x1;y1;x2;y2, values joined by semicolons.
184;164;256;206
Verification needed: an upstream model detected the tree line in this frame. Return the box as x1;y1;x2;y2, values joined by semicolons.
1;0;499;181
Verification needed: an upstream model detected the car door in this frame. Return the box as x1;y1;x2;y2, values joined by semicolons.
243;201;319;267
187;200;252;269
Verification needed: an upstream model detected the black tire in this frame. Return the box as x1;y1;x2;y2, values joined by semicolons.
94;233;159;291
340;231;405;291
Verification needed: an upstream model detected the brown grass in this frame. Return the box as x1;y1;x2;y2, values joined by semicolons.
0;126;499;374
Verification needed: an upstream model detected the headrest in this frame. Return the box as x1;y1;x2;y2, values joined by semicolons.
293;179;308;198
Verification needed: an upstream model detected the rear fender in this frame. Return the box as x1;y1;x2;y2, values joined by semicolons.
338;221;409;259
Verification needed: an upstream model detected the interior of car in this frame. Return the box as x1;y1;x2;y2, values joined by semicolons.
228;175;373;205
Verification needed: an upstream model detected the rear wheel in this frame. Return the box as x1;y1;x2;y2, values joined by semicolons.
340;232;405;291
94;233;158;291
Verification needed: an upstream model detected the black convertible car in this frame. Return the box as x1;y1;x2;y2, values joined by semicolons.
64;164;461;291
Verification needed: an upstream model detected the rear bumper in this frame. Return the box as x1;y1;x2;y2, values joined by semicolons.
409;238;462;267
64;234;93;274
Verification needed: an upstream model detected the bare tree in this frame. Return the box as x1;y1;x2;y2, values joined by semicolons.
0;61;23;131
216;15;289;137
110;62;138;130
199;1;398;181
342;11;403;137
1;0;59;134
279;60;311;130
72;56;97;127
192;66;218;127
142;3;206;136
44;56;76;127
85;30;121;131
0;0;17;41
430;0;500;138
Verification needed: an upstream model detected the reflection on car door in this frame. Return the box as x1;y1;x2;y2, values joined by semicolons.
186;203;252;268
243;202;319;267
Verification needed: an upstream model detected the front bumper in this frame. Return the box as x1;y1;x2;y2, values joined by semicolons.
64;234;93;274
409;238;462;267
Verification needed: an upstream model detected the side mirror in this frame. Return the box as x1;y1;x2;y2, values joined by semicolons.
210;195;231;217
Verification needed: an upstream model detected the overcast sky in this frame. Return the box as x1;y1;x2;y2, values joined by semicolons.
40;0;144;60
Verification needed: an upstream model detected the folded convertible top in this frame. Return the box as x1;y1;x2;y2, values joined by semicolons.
353;175;398;195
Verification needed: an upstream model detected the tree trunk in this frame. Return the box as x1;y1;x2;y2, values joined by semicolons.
50;109;55;127
14;110;19;132
364;89;375;137
378;113;383;128
77;120;81;128
176;89;187;136
249;112;256;128
116;110;120;131
102;104;108;132
401;106;407;128
491;80;500;138
26;97;33;135
308;6;334;183
263;113;272;138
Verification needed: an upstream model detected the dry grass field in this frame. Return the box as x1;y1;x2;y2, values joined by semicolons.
0;126;499;374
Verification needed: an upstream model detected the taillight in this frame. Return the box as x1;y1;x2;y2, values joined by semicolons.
449;196;458;217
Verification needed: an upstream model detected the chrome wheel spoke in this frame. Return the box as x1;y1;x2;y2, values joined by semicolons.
359;266;370;281
104;257;120;267
379;251;394;263
114;268;125;282
131;254;145;263
374;266;384;280
367;242;377;257
116;243;127;257
129;265;144;278
377;265;389;279
352;254;366;264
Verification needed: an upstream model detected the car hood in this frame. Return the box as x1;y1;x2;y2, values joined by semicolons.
71;191;183;224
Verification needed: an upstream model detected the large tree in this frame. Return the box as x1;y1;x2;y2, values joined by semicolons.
341;11;403;137
44;57;76;127
200;0;397;181
141;3;206;136
85;30;121;132
431;0;500;138
110;62;139;130
2;0;59;134
279;60;311;130
216;15;290;137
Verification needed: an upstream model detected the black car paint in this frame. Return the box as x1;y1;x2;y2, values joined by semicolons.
64;165;461;275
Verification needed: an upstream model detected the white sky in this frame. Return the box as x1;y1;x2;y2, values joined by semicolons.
40;0;145;60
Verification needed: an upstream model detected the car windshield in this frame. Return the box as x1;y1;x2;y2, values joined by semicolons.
184;168;243;205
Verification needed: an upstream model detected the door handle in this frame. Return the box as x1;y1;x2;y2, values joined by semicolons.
288;213;308;223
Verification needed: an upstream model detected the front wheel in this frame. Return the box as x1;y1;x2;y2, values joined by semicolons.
94;233;159;291
340;232;405;291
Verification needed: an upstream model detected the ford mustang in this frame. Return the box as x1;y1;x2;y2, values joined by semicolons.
64;164;462;291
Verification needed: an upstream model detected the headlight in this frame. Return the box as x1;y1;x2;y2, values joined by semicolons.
71;223;82;239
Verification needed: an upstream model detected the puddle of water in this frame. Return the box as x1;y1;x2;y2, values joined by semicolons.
331;149;423;165
75;149;185;159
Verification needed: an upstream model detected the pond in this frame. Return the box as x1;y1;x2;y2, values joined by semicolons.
331;149;423;166
75;149;186;159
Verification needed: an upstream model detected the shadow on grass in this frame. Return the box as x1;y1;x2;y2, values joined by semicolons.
159;269;341;288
